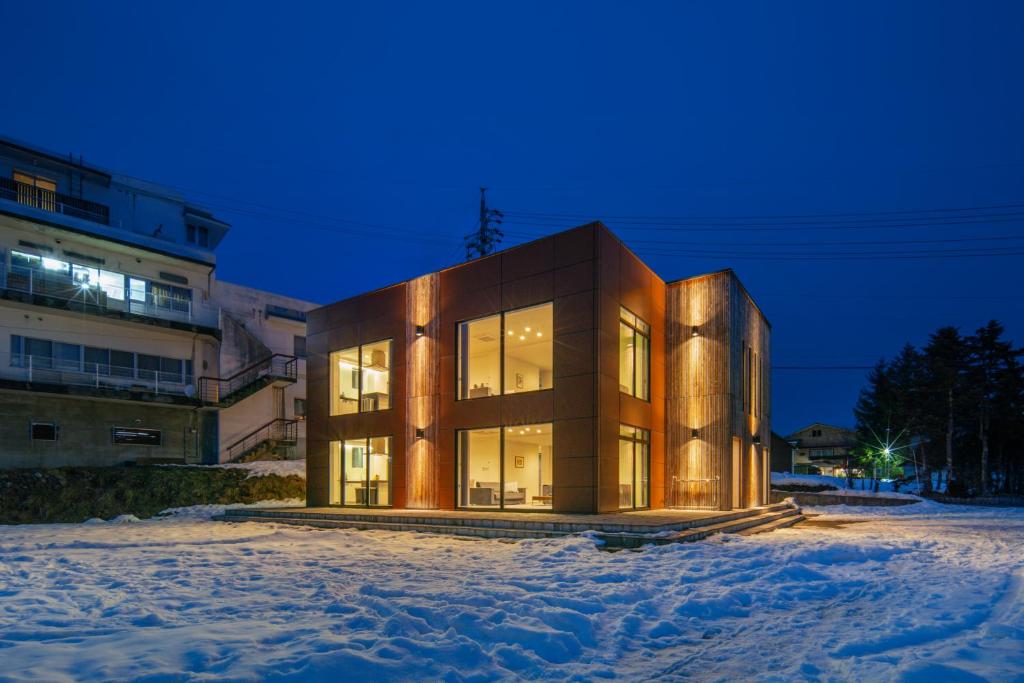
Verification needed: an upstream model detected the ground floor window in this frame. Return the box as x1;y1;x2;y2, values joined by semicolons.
457;423;552;510
329;436;392;507
618;425;650;509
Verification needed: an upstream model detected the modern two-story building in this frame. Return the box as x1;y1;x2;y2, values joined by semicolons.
0;137;316;468
307;223;771;514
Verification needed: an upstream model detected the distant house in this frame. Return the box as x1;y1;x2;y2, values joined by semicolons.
786;423;859;476
769;431;794;472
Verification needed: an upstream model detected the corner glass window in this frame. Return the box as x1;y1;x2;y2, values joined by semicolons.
457;303;553;399
618;425;650;509
619;307;650;400
329;339;392;415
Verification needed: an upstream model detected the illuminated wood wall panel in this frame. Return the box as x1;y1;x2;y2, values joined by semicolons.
405;273;440;508
666;271;771;510
729;276;771;509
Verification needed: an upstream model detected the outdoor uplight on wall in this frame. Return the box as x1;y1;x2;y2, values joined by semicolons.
415;324;425;337
753;434;762;445
691;428;699;439
415;428;425;439
691;326;700;337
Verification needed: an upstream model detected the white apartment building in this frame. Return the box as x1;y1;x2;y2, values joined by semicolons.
0;136;316;468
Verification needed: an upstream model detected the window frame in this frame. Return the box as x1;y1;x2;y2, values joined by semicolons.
30;421;59;441
331;435;393;508
617;424;651;510
329;338;393;415
455;422;553;511
619;307;651;401
455;302;554;401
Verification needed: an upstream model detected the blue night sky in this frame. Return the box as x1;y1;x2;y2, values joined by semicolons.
3;1;1022;434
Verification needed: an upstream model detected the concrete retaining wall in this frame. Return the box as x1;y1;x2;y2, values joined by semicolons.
770;489;919;507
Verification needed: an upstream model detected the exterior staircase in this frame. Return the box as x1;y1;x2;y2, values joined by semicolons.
216;501;804;543
197;354;297;407
225;418;298;462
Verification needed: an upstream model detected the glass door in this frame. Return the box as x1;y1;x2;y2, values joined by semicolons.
618;425;650;509
341;436;391;507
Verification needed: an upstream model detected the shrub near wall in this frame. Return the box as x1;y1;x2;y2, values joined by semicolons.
0;466;305;524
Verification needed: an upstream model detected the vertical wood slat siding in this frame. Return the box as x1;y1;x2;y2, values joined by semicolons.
729;278;771;509
405;273;440;508
666;273;731;510
667;271;770;510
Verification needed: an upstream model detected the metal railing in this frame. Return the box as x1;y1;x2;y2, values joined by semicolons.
670;477;721;510
225;418;298;462
0;177;110;225
0;352;195;398
197;354;298;404
1;263;219;328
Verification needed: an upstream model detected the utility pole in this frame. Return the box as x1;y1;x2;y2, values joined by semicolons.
464;187;504;260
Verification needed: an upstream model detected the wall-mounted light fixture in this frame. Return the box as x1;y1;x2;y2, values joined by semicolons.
415;324;425;337
415;428;425;439
691;326;700;337
690;428;699;439
752;434;762;444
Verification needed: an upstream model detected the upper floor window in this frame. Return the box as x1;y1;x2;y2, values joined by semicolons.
330;339;392;415
293;335;307;358
186;224;209;247
619;307;650;400
12;171;57;212
457;302;553;400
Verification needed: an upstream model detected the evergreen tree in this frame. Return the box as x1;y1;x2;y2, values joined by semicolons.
922;327;969;491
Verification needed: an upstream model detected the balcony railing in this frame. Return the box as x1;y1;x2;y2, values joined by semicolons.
0;177;110;226
0;352;196;399
1;263;219;328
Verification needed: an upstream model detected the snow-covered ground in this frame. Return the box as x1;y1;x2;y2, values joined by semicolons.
772;472;923;499
1;502;1022;681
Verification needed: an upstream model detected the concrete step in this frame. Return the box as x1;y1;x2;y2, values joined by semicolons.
736;512;805;536
219;502;796;535
213;513;571;540
595;504;803;548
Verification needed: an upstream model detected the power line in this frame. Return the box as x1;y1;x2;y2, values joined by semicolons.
502;201;1024;221
501;215;1024;233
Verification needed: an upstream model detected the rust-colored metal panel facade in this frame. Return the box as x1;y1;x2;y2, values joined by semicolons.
307;223;770;513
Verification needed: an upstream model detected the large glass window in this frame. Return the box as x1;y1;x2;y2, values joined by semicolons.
457;314;500;399
330;339;392;415
457;303;553;400
457;423;553;510
618;425;650;509
329;436;392;507
504;304;553;394
619;307;650;400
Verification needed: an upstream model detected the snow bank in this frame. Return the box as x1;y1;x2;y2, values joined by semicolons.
1;503;1021;680
215;459;306;479
772;472;922;500
161;459;307;479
